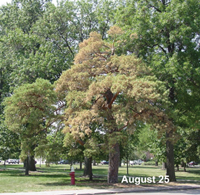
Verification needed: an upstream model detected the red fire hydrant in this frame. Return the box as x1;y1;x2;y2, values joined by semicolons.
69;166;75;185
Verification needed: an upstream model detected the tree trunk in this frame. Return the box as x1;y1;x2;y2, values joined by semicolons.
155;161;158;166
176;164;179;171
119;160;121;167
25;156;29;175
83;157;92;181
184;164;186;172
80;161;82;170
119;144;122;167
162;162;166;169
126;153;129;175
29;156;36;171
108;142;120;183
166;132;176;181
181;161;187;172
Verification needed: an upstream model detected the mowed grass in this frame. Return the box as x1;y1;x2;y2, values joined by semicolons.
0;163;200;193
0;164;86;193
119;165;200;183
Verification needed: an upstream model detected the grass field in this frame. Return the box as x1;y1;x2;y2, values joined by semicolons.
0;163;200;193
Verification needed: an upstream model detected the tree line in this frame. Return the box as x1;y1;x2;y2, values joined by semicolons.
0;0;200;183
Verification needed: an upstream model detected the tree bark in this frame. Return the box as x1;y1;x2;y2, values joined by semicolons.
29;156;36;171
83;157;92;181
25;156;29;175
155;161;158;166
108;142;120;183
119;160;121;167
184;164;186;172
126;153;129;175
176;164;179;171
80;161;82;170
162;162;166;170
166;132;176;181
181;161;187;172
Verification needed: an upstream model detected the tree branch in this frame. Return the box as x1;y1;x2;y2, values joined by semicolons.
108;91;120;109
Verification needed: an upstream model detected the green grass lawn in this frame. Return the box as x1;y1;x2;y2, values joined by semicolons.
0;163;200;193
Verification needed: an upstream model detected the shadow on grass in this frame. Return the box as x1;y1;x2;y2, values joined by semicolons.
176;175;200;182
39;179;113;189
0;170;107;182
178;180;200;184
28;174;70;178
0;167;160;179
187;169;200;175
0;169;24;177
36;166;72;172
123;166;163;169
0;169;71;179
175;169;200;183
176;167;200;176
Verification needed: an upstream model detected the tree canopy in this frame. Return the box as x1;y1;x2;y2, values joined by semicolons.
115;0;200;181
3;78;57;172
55;27;171;183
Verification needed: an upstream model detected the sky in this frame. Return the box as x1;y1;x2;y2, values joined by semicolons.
0;0;12;6
0;0;58;7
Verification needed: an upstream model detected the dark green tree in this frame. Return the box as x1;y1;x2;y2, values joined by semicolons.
0;0;117;173
4;78;57;173
115;0;200;181
0;116;21;163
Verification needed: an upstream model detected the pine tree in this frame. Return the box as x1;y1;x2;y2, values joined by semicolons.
56;27;171;183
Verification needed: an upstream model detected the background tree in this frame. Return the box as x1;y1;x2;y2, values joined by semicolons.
137;125;166;166
64;123;103;180
34;130;68;167
115;0;200;181
55;27;170;183
0;0;115;166
0;116;21;164
121;131;139;175
0;0;116;92
4;79;57;173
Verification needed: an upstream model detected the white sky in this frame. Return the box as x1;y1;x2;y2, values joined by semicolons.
0;0;58;7
0;0;12;6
